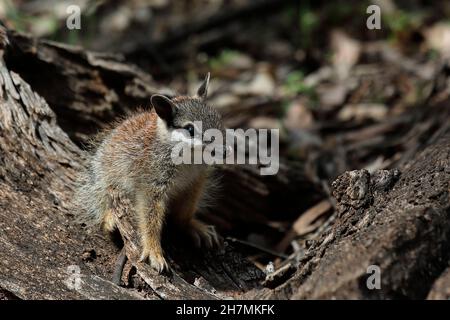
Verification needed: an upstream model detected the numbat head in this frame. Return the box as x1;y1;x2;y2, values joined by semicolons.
74;73;226;273
153;74;224;151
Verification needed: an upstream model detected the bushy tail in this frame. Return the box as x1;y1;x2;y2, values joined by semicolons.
72;155;110;227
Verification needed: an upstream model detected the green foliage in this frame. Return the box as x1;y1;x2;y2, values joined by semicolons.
427;48;440;61
4;0;32;32
383;9;425;41
284;71;310;95
326;2;357;24
3;0;99;47
208;49;241;71
283;70;318;110
297;3;319;48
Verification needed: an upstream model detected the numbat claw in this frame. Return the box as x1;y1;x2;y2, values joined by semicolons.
188;219;221;248
139;250;169;273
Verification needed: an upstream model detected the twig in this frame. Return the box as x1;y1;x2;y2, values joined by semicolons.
226;237;288;259
111;247;127;286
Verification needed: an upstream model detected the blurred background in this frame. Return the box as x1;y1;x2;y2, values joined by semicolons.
2;0;449;270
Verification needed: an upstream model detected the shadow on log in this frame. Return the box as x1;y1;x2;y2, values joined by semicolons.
0;28;320;299
1;26;449;300
248;134;450;299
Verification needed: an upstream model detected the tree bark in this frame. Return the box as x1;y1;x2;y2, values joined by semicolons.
427;263;450;300
248;133;450;299
1;27;449;300
0;28;321;299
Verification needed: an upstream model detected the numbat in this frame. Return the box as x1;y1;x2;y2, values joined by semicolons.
74;74;229;272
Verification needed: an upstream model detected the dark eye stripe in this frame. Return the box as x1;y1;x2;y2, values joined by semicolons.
183;124;195;137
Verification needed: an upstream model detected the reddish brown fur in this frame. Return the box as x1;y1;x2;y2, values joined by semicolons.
101;110;158;178
76;75;221;273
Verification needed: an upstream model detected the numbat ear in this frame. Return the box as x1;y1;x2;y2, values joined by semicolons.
151;94;177;125
196;72;210;100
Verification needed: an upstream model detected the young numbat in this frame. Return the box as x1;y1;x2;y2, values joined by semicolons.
74;73;229;272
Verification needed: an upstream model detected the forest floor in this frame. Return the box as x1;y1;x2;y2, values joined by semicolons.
0;0;449;299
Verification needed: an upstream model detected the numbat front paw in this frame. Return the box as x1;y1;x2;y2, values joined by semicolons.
139;248;169;273
188;219;221;248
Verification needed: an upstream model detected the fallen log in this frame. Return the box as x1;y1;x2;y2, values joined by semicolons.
427;264;450;300
0;28;321;299
249;133;450;299
2;25;448;300
0;28;143;299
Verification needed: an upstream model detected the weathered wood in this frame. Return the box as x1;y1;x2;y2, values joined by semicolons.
0;287;19;300
4;29;322;231
427;263;450;300
0;28;142;299
0;27;274;299
3;25;449;300
5;30;165;144
108;192;263;299
207;161;324;234
248;133;450;299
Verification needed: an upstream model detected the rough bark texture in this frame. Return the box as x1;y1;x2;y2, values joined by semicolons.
0;29;313;299
1;28;450;300
427;263;450;300
248;134;450;299
0;30;146;299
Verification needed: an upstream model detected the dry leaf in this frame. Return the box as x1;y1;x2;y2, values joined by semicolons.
292;200;332;236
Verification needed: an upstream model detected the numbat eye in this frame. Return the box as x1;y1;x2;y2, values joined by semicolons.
184;124;195;137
